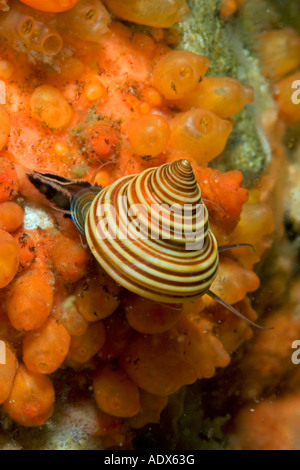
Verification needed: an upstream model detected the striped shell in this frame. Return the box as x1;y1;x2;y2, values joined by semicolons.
84;159;219;303
71;187;102;234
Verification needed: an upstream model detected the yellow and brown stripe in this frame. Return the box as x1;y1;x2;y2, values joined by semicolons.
85;160;219;303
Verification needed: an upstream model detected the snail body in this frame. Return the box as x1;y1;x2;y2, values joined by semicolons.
83;160;219;303
26;161;266;328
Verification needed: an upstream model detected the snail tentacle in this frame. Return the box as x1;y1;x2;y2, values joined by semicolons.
218;243;255;253
207;290;273;330
90;160;116;186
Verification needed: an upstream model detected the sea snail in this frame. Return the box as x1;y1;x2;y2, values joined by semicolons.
28;160;268;329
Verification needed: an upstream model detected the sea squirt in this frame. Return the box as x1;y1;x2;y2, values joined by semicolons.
103;0;190;28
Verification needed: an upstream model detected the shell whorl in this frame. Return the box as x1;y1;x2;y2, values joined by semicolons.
85;160;219;303
71;187;102;234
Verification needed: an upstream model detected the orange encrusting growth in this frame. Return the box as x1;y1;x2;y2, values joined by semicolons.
0;105;10;151
68;321;106;364
30;85;73;130
259;28;300;81
126;114;171;157
220;0;243;17
52;234;90;282
0;0;272;447
195;166;249;227
98;312;133;362
103;0;190;28
7;269;54;331
75;272;121;322
3;365;55;427
120;330;197;396
129;390;168;429
23;317;71;374
0;229;20;288
202;258;260;308
12;230;36;272
152;50;210;100
0;158;19;203
170;109;233;164
0;202;24;232
19;0;80;13
81;72;107;102
172;77;254;118
0;342;17;404
54;296;89;337
124;294;183;334
84;122;120;162
93;364;140;418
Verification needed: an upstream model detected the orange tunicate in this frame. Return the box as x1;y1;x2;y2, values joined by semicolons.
127;114;170;157
98;312;133;362
0;229;19;288
85;121;120;161
226;201;275;268
95;409;126;447
93;364;140;418
170;109;233;164
230;202;274;246
0;202;24;232
30;85;72;130
60;57;84;80
174;77;254;118
81;72;106;102
152;50;209;100
0;59;14;80
23;318;71;374
142;87;163;108
54;296;88;337
203;257;260;308
275;73;300;123
124;293;183;334
19;0;80;13
57;0;111;44
0;341;17;404
7;269;54;331
260;28;300;81
195;166;249;226
3;365;55;427
0;105;10;151
103;0;190;28
176;313;230;379
12;230;36;273
129;390;168;429
52;233;90;282
68;321;106;364
75;272;121;322
120;330;196;395
220;0;243;17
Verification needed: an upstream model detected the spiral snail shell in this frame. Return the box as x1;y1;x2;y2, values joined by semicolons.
26;160;268;328
84;159;219;303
